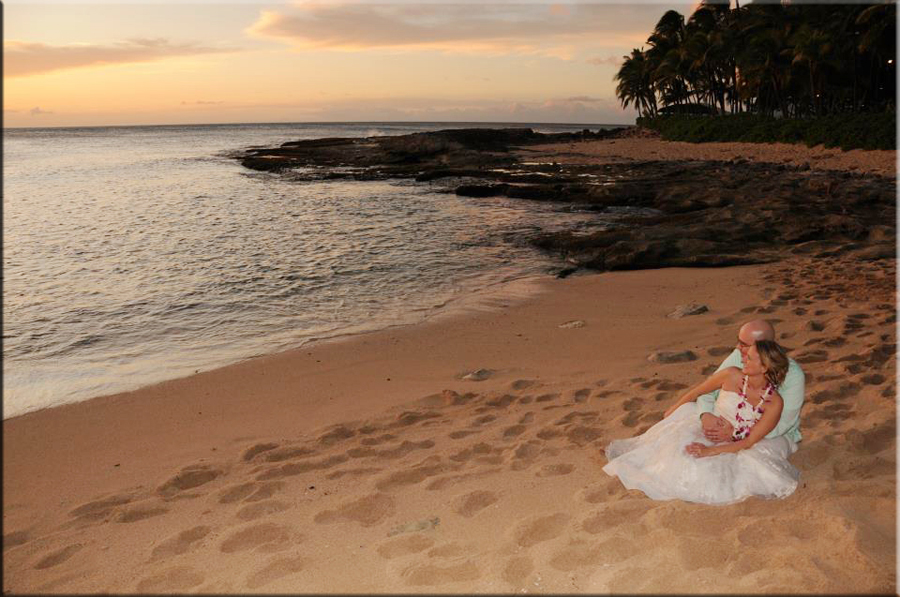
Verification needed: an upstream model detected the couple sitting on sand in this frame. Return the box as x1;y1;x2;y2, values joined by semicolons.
603;319;804;505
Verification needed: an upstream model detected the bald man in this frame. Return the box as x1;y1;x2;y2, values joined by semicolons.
698;320;805;444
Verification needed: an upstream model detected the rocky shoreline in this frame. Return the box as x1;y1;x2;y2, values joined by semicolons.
237;127;896;273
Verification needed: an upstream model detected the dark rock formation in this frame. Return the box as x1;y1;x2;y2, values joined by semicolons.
235;127;896;273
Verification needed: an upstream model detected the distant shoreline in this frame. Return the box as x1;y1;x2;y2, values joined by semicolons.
2;120;632;132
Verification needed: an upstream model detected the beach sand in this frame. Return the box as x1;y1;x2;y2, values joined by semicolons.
3;139;896;594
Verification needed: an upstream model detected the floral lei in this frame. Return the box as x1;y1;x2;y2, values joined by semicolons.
732;375;774;441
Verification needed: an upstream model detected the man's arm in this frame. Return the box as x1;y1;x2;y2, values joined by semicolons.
764;360;805;439
697;349;743;418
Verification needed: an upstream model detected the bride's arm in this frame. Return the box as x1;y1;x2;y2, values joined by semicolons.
664;367;740;418
688;393;784;457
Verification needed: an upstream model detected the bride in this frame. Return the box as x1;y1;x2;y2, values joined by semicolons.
603;339;800;504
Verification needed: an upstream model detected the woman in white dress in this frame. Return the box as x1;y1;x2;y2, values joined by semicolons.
603;340;800;505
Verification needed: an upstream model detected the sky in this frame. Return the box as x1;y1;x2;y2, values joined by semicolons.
4;1;700;128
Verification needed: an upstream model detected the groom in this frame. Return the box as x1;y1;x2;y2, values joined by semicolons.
698;319;805;444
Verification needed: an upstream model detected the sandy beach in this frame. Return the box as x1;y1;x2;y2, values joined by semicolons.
3;138;896;594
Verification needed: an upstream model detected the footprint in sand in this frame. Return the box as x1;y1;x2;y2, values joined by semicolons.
675;536;730;571
260;446;317;463
472;414;497;426
860;373;886;386
316;425;356;447
511;513;570;548
68;492;138;523
4;530;29;551
565;425;603;446
347;439;435;461
536;427;564;441
375;462;450;492
33;544;83;570
594;389;623;399
391;411;442;428
115;505;169;523
135;566;205;592
502;424;526;438
219;523;294;554
236;500;290;521
449;442;498;464
535;393;560;403
452;490;499;518
388;517;440;537
401;561;481;586
708;346;734;356
511;379;536;390
241;442;280;462
150;526;211;562
313;493;395;527
579;501;649;531
326;466;384;480
448;429;480;440
157;465;223;498
536;463;574;477
506;445;537;472
377;535;435;559
573;388;591;403
244;554;305;589
484;395;517;409
219;482;258;504
502;556;534;587
622;397;643;412
549;536;637;571
256;454;349;481
359;433;397;447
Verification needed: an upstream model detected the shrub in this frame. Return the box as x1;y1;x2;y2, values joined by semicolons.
636;113;896;151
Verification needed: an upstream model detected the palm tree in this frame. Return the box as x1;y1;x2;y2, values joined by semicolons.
615;49;657;117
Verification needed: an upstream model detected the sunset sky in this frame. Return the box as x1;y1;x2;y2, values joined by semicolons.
4;1;699;128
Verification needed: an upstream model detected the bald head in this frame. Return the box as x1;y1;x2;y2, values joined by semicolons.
740;320;776;342
737;319;775;360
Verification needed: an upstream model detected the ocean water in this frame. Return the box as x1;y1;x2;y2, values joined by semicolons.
3;121;619;419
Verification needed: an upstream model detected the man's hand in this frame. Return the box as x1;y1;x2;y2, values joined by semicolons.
700;413;734;443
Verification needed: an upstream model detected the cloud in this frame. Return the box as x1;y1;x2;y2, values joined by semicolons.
562;96;605;103
246;4;666;55
180;100;225;105
588;55;623;67
4;38;237;77
30;106;54;116
297;95;632;124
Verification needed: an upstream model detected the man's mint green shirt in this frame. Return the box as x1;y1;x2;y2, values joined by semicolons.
696;348;805;443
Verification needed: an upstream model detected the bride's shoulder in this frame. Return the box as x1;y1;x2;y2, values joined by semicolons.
718;366;743;387
767;388;784;405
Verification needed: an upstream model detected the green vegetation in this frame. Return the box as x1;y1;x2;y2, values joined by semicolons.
616;1;896;124
637;113;896;150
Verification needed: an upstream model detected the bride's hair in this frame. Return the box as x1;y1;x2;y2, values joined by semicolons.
755;340;789;387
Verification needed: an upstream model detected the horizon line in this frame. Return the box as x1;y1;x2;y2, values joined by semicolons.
3;119;635;132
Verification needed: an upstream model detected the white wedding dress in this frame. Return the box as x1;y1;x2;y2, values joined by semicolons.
602;390;800;505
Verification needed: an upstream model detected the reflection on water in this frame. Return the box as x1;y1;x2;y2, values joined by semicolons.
3;122;614;418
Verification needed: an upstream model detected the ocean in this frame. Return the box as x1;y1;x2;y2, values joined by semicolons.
3;121;620;419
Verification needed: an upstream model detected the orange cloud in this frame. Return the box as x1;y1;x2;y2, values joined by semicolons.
588;55;623;67
4;38;237;78
246;4;669;55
